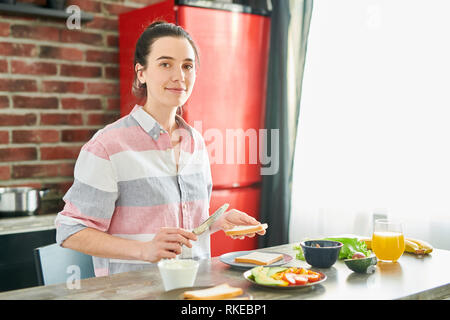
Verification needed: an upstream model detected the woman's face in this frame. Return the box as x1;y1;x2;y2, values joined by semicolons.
137;36;197;109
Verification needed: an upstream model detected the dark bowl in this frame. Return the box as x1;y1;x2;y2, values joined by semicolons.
300;240;343;268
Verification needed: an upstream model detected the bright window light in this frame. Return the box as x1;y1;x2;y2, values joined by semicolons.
290;0;450;250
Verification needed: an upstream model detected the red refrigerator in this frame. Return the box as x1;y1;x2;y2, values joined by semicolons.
119;0;271;257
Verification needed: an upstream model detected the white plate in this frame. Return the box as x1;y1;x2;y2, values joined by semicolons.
219;250;293;269
243;268;327;289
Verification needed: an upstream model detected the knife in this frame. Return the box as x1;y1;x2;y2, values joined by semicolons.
192;203;229;235
179;203;229;259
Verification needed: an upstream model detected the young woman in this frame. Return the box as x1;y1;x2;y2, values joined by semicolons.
55;21;266;277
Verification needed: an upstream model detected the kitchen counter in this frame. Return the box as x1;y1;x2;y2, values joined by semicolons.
0;214;56;236
0;214;57;292
0;243;449;300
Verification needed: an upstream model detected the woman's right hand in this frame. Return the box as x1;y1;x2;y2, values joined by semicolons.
139;227;198;263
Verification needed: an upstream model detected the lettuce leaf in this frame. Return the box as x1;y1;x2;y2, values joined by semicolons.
324;237;371;259
293;237;371;261
293;243;305;261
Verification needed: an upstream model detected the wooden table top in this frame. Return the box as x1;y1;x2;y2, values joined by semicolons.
1;243;449;300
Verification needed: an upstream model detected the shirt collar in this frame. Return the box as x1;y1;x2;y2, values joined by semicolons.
130;104;193;141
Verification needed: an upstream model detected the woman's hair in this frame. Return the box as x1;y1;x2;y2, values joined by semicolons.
132;20;200;101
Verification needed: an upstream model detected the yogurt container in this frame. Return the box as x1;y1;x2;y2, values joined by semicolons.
157;258;199;291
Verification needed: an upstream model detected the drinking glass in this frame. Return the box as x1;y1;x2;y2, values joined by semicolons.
372;219;405;262
157;258;199;291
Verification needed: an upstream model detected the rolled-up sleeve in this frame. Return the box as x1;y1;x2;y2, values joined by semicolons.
55;137;118;246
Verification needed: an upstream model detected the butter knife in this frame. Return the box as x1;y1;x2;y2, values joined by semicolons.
180;203;229;259
192;203;229;235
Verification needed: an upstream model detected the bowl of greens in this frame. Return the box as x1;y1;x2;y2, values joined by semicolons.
294;237;372;267
299;240;343;268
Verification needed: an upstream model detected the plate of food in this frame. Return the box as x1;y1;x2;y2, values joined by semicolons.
158;283;252;300
220;250;293;269
243;266;327;289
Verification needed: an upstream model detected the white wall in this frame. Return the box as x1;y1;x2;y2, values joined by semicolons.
290;0;450;250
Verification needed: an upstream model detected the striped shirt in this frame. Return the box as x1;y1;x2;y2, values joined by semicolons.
55;105;213;277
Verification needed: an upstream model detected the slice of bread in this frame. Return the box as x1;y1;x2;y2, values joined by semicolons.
224;223;268;236
183;283;243;300
234;251;283;265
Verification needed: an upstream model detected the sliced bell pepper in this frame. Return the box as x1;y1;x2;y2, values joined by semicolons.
271;272;285;280
278;280;290;287
299;268;308;275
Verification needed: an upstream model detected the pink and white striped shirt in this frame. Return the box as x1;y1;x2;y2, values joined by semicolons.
55;105;212;277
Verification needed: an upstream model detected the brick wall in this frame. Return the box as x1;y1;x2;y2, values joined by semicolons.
0;0;162;214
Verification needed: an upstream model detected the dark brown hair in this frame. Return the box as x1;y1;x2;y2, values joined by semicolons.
132;20;200;102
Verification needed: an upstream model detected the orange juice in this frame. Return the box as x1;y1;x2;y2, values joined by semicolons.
372;231;405;261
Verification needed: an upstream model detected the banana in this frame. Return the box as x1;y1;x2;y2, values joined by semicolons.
404;239;425;255
406;238;433;254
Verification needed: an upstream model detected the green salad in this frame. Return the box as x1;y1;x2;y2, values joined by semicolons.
293;237;372;260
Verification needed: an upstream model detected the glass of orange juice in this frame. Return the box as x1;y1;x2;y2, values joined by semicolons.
372;219;405;262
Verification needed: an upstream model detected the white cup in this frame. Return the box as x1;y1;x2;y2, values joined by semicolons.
157;258;199;291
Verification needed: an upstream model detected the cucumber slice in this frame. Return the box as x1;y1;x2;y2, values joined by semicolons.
266;267;288;277
250;266;289;286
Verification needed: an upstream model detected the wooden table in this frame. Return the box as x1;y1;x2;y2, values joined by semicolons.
0;243;449;300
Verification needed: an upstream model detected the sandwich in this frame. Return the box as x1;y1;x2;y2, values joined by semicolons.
234;251;283;265
224;223;268;236
183;283;244;300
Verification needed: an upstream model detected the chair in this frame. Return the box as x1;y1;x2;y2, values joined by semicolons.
33;243;95;286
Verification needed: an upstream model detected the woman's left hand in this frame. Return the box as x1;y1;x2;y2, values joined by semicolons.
210;209;266;239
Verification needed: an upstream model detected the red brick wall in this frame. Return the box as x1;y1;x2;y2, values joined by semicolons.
0;0;163;214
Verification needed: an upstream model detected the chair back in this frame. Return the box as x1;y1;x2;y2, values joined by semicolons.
34;243;95;286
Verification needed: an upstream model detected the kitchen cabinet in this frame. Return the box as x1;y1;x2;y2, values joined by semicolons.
0;215;57;292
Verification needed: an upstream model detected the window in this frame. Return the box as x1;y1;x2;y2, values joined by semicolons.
290;0;450;250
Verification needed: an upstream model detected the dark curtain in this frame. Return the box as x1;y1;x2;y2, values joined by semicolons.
258;0;314;247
